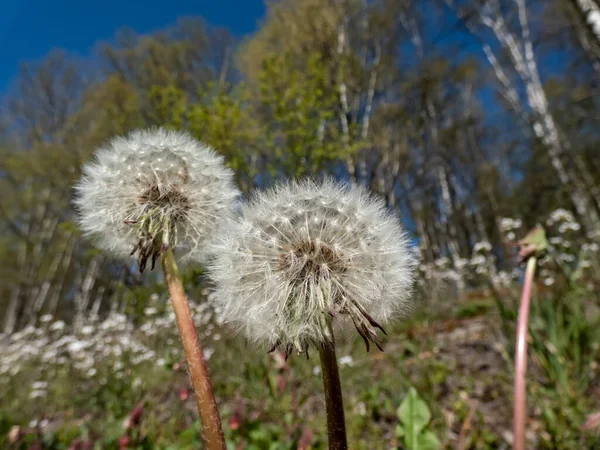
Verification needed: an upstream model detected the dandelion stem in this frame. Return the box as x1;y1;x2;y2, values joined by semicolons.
513;255;537;450
161;247;226;450
318;319;348;450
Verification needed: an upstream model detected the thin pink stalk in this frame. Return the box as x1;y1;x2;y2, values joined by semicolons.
513;256;537;450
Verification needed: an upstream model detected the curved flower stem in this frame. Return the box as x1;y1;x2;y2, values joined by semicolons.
513;256;537;450
161;248;226;450
318;320;348;450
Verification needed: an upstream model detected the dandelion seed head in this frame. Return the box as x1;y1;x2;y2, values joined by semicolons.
75;128;239;269
209;179;416;355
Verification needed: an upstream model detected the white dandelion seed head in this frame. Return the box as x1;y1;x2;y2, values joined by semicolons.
74;128;239;269
209;179;416;355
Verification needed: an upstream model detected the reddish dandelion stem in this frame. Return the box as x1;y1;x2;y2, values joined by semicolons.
161;248;226;450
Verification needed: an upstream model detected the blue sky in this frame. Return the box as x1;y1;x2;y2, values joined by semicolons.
0;0;265;93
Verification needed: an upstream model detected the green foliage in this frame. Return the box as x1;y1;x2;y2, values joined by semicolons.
147;85;187;128
528;288;600;449
187;83;258;190
395;388;440;450
258;53;357;178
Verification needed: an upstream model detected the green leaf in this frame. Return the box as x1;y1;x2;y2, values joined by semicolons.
417;431;440;450
397;387;433;450
395;424;405;438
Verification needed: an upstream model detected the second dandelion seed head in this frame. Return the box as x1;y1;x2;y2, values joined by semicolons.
209;179;416;357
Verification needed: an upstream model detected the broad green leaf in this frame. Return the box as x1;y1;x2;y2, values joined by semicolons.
395;424;405;438
397;387;432;449
417;430;440;450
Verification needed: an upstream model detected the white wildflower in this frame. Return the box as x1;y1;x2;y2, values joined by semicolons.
80;325;94;336
547;208;575;225
559;253;575;263
473;241;492;253
500;217;522;231
470;255;487;266
74;128;239;270
434;257;450;268
209;179;416;354
29;390;47;399
144;307;158;316
455;258;469;269
39;314;53;323
68;340;90;354
558;222;581;233
32;381;48;390
338;355;354;367
204;348;215;360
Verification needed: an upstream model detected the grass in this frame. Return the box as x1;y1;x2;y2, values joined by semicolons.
1;283;599;449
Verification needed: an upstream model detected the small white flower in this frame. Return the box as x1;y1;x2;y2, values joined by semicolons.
80;325;94;336
559;253;575;263
434;257;450;268
455;258;469;269
144;307;158;316
473;241;492;254
32;381;48;390
74;128;239;270
209;179;415;354
204;348;215;360
39;314;53;323
470;255;487;266
29;390;47;399
68;341;87;353
338;355;354;366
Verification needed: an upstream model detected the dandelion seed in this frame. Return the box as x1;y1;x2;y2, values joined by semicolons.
74;128;239;270
209;179;415;355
